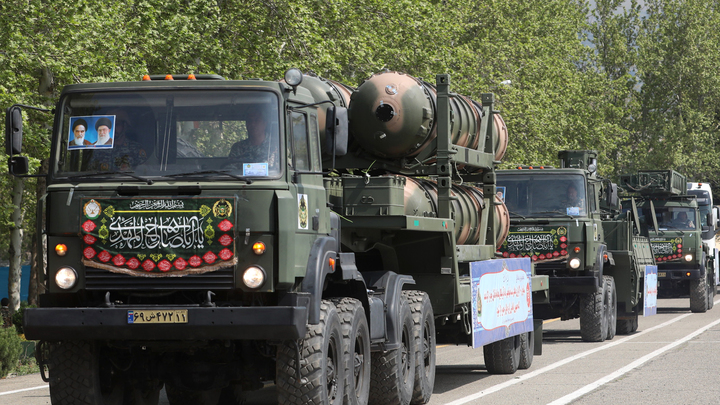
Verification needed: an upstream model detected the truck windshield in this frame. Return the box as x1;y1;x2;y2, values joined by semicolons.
498;174;587;217
53;90;282;179
643;206;697;231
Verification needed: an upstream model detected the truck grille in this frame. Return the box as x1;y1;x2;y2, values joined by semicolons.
84;267;235;291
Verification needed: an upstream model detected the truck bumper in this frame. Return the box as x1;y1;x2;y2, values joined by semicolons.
657;268;701;281
24;306;308;341
549;276;599;294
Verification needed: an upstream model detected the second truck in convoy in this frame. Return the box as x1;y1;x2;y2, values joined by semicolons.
497;151;656;341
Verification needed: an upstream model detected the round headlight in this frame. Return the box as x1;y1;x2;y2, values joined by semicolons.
243;266;266;289
284;68;303;87
55;267;78;290
684;254;693;262
569;258;581;269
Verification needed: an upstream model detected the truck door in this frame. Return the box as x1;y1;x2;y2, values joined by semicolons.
282;110;330;285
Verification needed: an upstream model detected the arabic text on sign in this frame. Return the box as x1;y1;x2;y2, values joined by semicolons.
109;216;205;250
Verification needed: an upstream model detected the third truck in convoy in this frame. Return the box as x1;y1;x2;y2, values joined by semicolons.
620;171;715;312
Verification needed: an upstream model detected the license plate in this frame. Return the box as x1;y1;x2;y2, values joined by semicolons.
127;310;188;324
658;272;666;278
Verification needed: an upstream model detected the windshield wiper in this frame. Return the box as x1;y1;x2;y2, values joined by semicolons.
164;170;253;184
657;224;685;235
64;171;153;185
535;210;576;219
507;210;526;220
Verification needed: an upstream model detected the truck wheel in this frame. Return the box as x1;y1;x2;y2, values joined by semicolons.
277;300;345;405
332;297;371;405
403;291;436;405
580;276;608;342
616;314;639;335
165;384;221;405
125;380;162;405
369;297;415;405
604;276;617;340
707;278;715;310
483;334;521;374
48;341;123;405
690;276;709;313
518;331;534;370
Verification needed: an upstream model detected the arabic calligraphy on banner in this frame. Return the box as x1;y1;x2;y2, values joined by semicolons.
81;198;237;276
649;237;684;262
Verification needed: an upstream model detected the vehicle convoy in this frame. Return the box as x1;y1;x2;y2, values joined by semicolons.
6;69;548;405
496;151;656;341
687;182;720;288
620;171;715;312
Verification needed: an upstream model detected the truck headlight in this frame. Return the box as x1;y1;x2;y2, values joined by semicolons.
55;267;78;290
684;254;693;262
569;258;581;269
243;266;266;289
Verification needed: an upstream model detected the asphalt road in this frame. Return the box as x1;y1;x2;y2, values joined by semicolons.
3;295;720;405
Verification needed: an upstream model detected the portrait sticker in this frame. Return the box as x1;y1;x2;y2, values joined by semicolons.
298;194;309;230
68;115;116;149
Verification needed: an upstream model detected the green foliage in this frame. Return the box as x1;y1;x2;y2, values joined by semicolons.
0;326;22;378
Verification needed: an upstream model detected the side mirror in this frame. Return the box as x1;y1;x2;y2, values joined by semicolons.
325;106;348;157
5;106;23;155
8;156;28;175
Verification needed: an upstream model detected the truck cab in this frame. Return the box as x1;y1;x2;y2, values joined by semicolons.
621;171;714;312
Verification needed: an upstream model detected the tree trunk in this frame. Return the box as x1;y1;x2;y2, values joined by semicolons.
8;176;26;312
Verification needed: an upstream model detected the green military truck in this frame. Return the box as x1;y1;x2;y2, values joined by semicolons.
620;170;715;312
497;151;656;341
7;69;547;405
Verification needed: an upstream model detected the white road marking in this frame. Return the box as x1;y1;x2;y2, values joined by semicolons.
546;315;720;405
444;312;693;405
0;384;48;396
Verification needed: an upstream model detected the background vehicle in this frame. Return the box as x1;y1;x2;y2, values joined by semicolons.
6;70;547;405
620;171;715;312
687;182;720;287
497;151;656;341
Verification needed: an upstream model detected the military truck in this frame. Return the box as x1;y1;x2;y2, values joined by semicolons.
620;171;715;312
687;182;720;288
6;69;547;405
496;151;656;341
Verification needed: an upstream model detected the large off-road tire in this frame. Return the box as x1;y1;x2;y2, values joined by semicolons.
48;340;123;405
125;380;162;405
604;276;617;341
690;275;709;313
165;384;222;405
403;291;436;405
707;277;715;310
580;276;608;342
518;331;534;370
369;297;415;405
616;314;639;335
277;300;345;405
483;334;521;374
332;297;371;405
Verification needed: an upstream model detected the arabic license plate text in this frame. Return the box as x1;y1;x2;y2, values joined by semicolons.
127;310;188;324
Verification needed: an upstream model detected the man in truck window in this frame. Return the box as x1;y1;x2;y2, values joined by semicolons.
560;183;585;215
227;107;278;168
672;211;695;229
